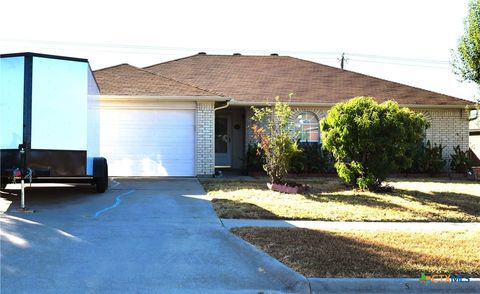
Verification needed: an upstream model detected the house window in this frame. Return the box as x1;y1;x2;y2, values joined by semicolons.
295;112;320;142
421;111;432;144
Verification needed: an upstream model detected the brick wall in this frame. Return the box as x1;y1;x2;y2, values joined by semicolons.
245;106;329;148
196;101;215;176
245;106;469;165
422;109;470;160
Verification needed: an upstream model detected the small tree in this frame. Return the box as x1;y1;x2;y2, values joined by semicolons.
251;96;299;184
320;96;427;190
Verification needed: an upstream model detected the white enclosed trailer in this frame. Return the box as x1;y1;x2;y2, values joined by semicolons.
0;52;108;192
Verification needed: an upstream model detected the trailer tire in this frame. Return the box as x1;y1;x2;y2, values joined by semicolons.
93;157;108;193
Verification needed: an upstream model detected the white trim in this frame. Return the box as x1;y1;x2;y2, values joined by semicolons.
231;101;334;107
295;111;321;143
100;99;197;110
100;104;197;110
230;101;473;109
100;95;231;102
401;104;473;109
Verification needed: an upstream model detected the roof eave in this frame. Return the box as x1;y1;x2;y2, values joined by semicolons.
230;100;472;109
100;95;231;102
400;103;473;109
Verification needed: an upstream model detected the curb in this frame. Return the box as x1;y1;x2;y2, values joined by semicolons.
308;278;480;293
222;230;311;293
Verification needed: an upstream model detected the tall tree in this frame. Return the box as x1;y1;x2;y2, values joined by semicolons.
452;0;480;88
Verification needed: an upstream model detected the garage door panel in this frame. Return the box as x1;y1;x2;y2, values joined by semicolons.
100;108;195;176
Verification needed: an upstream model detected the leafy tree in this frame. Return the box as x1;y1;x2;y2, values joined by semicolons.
320;97;428;190
452;0;480;88
452;0;480;127
251;96;299;184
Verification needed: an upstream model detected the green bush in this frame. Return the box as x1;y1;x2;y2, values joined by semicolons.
418;140;446;175
290;142;334;174
245;143;265;172
320;96;427;190
246;142;335;174
403;141;426;173
450;145;472;174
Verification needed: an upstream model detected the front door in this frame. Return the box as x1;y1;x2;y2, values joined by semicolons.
215;116;232;167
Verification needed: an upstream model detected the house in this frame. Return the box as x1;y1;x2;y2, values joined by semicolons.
94;53;474;177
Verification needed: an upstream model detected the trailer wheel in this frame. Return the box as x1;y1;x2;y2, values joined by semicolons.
93;157;108;193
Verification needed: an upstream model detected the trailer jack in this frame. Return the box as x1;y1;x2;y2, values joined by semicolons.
12;168;35;213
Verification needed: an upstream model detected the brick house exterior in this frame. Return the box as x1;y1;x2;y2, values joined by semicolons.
244;107;470;165
94;54;474;176
195;101;215;175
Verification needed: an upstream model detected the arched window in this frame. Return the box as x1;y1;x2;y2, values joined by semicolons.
295;112;320;142
421;111;432;144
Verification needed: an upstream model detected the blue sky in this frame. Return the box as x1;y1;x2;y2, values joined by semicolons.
1;0;477;100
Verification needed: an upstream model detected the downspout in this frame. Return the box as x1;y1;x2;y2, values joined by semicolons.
214;98;233;111
212;98;233;174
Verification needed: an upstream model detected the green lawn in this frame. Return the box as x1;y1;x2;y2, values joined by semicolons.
201;178;480;222
232;227;480;278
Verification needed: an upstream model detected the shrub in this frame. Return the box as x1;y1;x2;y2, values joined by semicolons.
247;142;335;174
320;96;427;190
251;96;299;184
290;142;335;174
403;141;426;173
245;143;265;172
450;145;472;174
418;140;446;175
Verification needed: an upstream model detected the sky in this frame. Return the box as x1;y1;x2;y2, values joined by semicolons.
1;0;478;101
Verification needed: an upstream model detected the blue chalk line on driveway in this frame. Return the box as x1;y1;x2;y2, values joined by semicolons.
94;190;135;219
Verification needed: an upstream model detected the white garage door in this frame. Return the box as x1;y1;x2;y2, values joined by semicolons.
100;107;195;176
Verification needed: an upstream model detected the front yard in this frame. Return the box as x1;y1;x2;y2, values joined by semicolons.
232;227;480;278
202;178;480;222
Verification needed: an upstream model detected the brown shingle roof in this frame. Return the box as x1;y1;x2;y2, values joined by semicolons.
93;63;219;96
144;54;472;106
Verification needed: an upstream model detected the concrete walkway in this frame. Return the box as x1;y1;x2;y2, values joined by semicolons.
221;219;480;231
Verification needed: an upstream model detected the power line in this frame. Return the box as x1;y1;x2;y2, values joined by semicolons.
348;52;450;65
351;57;451;70
0;38;452;69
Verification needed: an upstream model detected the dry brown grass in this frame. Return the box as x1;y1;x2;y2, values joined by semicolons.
202;178;480;221
232;227;480;278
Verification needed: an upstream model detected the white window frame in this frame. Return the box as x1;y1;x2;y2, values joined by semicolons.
295;112;320;143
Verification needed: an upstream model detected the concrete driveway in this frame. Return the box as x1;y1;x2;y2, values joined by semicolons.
0;178;307;294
